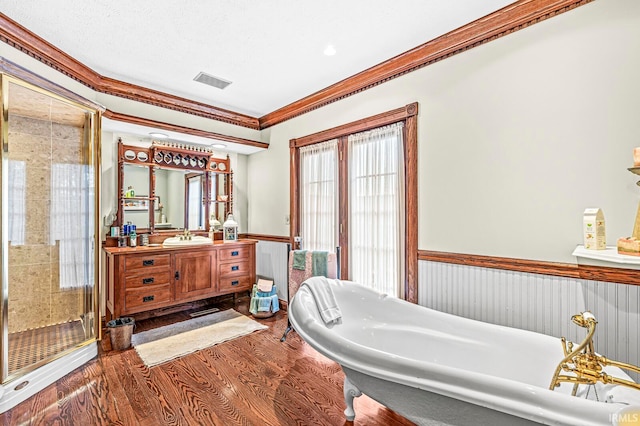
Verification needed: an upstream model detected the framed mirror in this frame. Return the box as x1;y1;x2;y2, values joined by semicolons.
185;172;205;230
208;171;231;227
122;163;151;229
154;166;198;230
115;140;232;234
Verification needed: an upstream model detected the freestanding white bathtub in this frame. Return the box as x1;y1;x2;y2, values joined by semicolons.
288;278;640;426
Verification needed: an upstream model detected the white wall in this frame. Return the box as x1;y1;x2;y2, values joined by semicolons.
247;0;640;263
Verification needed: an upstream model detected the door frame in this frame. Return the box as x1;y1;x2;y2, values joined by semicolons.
289;102;418;302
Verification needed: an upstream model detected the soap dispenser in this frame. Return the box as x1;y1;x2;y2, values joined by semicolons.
129;227;137;247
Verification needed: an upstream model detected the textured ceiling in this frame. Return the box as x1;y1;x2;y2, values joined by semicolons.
0;0;514;119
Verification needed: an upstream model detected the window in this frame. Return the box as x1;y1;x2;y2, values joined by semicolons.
290;103;418;302
299;139;338;251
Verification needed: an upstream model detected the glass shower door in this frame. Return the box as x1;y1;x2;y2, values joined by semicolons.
1;74;99;381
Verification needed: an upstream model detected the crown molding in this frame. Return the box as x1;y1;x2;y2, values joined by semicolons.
0;56;104;112
0;0;591;131
0;13;260;130
102;110;268;150
258;0;592;128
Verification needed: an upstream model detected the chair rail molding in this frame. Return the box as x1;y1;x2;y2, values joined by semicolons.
419;250;640;287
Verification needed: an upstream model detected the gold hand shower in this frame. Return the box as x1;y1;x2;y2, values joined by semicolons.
549;312;640;396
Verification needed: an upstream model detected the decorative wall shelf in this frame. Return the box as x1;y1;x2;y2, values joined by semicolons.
572;245;640;270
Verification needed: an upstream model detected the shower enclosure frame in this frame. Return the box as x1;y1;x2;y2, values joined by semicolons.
0;57;104;411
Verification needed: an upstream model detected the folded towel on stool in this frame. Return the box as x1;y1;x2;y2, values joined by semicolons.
257;297;272;312
250;283;280;315
257;279;273;292
249;294;280;314
300;276;342;327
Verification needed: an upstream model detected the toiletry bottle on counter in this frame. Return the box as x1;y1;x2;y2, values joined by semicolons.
125;186;135;198
129;228;137;247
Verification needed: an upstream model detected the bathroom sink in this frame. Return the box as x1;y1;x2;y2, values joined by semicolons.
162;236;213;247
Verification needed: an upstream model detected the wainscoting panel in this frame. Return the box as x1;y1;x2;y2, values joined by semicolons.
419;260;640;380
255;241;290;302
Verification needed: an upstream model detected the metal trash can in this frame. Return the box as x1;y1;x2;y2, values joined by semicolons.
107;317;135;350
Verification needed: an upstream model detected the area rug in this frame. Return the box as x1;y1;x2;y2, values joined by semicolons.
131;309;267;367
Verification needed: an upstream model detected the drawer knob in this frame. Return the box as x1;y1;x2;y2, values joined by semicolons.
142;277;154;285
231;265;239;271
142;259;154;266
231;251;239;256
231;280;239;286
143;295;155;303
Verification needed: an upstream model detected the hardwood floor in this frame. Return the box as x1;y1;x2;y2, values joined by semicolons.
0;297;415;425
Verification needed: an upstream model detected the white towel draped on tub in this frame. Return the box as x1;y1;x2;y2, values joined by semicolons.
300;276;342;327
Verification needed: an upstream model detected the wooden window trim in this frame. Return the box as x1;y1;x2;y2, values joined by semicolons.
289;102;419;302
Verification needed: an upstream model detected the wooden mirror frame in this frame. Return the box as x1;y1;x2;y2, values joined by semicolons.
114;139;233;235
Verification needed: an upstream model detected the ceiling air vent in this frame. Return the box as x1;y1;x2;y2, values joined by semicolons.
193;72;232;90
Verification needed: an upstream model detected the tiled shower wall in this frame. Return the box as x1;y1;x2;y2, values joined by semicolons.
6;114;84;333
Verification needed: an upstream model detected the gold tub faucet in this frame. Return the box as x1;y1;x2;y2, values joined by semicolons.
549;311;640;395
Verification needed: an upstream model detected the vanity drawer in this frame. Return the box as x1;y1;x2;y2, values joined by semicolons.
219;276;252;292
218;246;249;262
124;271;172;289
125;254;171;272
219;260;250;277
125;285;172;310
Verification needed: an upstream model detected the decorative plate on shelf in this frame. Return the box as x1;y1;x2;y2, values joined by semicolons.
198;158;206;168
211;162;218;171
190;157;197;167
218;163;226;171
155;152;163;163
173;154;181;165
181;156;189;166
124;150;136;161
163;153;172;164
137;151;149;162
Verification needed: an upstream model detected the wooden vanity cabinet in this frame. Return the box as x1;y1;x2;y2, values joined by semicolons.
174;250;217;301
104;240;256;319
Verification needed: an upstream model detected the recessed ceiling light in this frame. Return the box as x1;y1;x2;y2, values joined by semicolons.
149;132;168;139
323;44;337;56
211;143;227;149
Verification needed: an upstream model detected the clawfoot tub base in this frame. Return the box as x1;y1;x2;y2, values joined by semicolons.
343;376;362;421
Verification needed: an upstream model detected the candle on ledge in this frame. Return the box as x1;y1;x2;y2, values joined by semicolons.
634;147;640;166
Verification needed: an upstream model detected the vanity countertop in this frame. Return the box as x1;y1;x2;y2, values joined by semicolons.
103;238;256;255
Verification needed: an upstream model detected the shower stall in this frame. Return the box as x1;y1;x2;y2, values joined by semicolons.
0;58;103;412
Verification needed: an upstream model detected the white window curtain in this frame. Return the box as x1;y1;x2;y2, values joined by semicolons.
348;122;405;297
50;163;95;289
7;160;26;246
299;139;338;251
